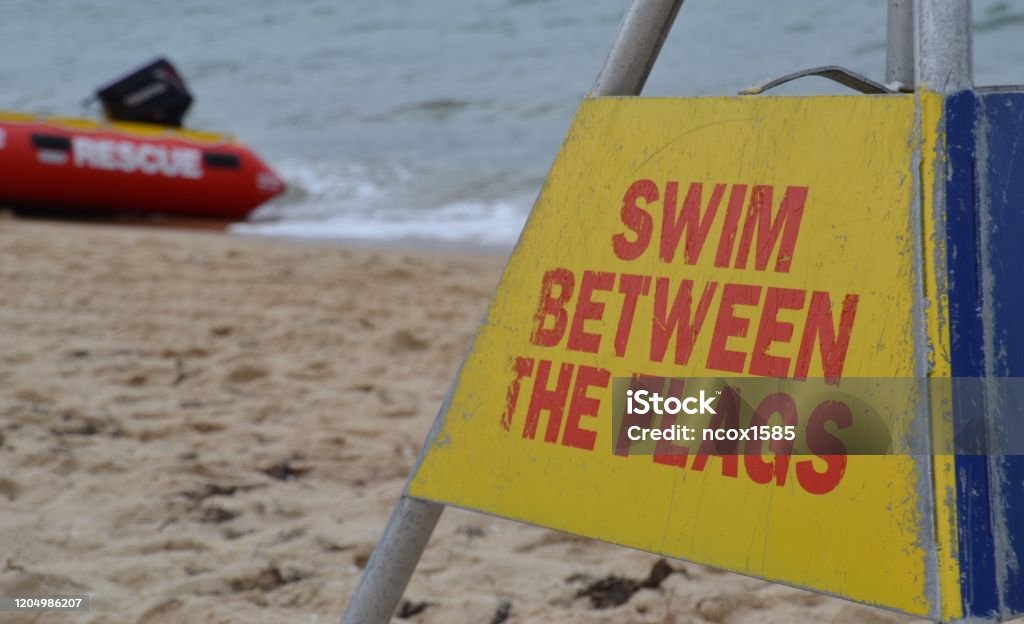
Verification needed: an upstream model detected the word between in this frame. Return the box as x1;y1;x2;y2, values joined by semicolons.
532;269;858;383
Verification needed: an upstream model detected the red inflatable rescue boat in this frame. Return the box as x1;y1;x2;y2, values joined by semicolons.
0;114;284;219
0;58;285;220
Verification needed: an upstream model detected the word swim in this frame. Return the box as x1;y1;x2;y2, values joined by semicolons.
626;388;717;415
532;268;859;383
613;179;807;272
72;137;203;179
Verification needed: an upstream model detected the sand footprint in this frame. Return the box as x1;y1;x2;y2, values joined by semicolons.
0;477;21;501
224;364;269;384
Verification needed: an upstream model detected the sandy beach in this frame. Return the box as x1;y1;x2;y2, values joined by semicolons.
0;220;923;624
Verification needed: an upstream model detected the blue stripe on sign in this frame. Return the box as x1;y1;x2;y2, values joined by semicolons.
976;91;1024;618
944;89;1000;619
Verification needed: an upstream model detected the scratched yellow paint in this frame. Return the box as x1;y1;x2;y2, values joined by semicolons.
918;90;963;622
409;97;936;616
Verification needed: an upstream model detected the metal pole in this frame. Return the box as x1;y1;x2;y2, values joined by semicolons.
915;0;973;93
886;0;914;90
339;495;444;624
591;0;686;96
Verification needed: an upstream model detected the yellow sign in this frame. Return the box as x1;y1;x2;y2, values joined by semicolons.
409;96;941;617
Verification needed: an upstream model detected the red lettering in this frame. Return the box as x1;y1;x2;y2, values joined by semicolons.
614;274;651;357
713;184;747;267
501;356;534;431
706;284;761;373
797;400;851;494
744;392;797;486
749;287;806;377
659;182;725;264
612;179;657;260
562;365;610;450
734;185;807;272
522;359;574;443
531;268;575;347
567;271;614;354
794;291;859;384
650;278;717;365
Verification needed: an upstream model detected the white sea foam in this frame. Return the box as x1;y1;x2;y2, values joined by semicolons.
232;159;532;247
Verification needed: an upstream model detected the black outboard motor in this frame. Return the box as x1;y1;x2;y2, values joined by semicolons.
96;57;193;127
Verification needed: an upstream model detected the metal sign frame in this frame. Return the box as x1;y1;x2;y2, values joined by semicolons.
339;2;973;622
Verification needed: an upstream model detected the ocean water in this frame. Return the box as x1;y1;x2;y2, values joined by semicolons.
3;0;1024;246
